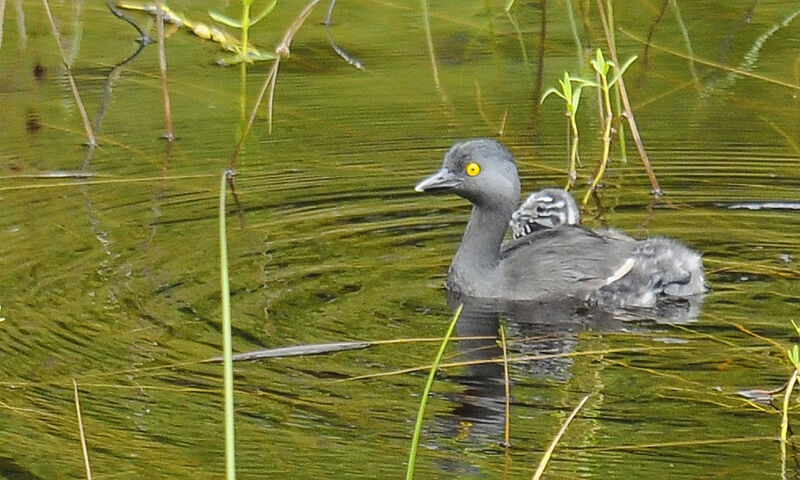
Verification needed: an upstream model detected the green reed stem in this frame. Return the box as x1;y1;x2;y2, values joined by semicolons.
781;369;797;443
406;304;463;480
566;110;580;190
219;169;236;480
582;66;613;206
240;2;251;62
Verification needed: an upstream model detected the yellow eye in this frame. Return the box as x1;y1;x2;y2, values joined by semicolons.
465;162;481;177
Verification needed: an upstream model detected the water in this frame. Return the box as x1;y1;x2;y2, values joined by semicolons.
1;0;799;478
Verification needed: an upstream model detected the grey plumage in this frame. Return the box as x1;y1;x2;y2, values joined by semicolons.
415;139;706;307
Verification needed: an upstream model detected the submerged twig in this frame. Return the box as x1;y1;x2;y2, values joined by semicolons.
531;395;590;480
41;0;97;147
72;379;93;480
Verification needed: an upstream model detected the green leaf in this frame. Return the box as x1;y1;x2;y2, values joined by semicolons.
247;49;277;61
216;54;245;66
608;55;638;88
209;10;242;28
590;49;611;76
250;0;278;26
560;72;572;100
569;76;599;88
541;87;566;104
571;85;584;112
790;345;800;369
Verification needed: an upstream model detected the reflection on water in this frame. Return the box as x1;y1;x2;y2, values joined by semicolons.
439;290;704;444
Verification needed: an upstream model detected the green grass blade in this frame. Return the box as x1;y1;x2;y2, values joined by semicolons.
405;304;463;480
219;170;236;480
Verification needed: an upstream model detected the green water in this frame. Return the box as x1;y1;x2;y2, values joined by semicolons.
2;0;800;478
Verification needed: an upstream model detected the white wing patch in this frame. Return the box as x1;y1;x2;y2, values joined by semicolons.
605;258;635;285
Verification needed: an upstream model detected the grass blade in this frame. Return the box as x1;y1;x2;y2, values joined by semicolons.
406;304;463;480
499;323;511;447
72;379;93;480
219;169;236;480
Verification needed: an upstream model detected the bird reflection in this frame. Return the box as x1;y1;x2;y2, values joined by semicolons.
434;290;704;445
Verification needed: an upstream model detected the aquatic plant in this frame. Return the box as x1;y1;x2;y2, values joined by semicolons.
584;49;637;206
209;0;278;65
541;49;637;206
116;1;276;64
406;305;462;480
541;72;590;190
